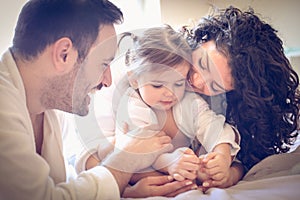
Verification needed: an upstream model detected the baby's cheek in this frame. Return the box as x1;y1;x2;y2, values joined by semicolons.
175;89;186;102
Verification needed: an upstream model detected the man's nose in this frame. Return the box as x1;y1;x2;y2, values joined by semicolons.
102;66;112;87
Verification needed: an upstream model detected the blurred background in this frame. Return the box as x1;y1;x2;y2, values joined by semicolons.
1;0;299;74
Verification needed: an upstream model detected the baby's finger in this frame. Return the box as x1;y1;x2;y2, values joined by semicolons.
204;159;220;169
181;162;200;171
202;152;217;162
198;154;206;163
202;165;219;176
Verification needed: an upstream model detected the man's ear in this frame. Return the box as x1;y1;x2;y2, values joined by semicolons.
52;37;78;73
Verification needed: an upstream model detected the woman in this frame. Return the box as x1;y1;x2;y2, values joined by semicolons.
185;6;300;188
123;6;300;196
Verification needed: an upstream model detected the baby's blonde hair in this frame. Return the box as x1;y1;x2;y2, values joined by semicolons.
119;24;192;78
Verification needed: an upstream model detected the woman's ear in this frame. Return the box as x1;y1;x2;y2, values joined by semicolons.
52;37;78;73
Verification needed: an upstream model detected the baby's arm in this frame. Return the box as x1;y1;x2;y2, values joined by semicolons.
189;96;240;186
153;147;199;181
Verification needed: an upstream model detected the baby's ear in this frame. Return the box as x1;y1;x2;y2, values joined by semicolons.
127;71;138;89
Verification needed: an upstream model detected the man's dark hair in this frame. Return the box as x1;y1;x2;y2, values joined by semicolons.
11;0;123;61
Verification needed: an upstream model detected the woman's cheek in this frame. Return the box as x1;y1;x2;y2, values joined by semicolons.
191;73;203;88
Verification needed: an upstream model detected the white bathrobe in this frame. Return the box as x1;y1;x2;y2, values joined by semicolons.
0;50;120;200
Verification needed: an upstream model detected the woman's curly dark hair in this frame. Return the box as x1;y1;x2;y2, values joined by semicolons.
192;6;300;171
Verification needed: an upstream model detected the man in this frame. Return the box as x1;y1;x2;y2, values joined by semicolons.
0;0;174;199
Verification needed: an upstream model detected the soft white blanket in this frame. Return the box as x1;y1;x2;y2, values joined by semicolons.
123;146;300;200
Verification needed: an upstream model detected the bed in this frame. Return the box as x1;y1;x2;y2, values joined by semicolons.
122;145;300;200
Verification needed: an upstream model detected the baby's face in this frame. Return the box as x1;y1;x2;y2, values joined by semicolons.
137;62;190;111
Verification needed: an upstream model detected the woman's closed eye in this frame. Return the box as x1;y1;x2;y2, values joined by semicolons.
210;81;226;93
198;57;208;70
197;51;210;71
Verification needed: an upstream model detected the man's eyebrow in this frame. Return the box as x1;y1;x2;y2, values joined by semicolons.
104;56;115;62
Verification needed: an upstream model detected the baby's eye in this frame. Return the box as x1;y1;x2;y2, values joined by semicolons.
151;84;163;88
175;82;185;87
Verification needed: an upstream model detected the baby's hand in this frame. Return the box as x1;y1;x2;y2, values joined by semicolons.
198;152;231;188
168;148;199;181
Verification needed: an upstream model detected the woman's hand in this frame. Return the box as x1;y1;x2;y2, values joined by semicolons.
122;175;198;198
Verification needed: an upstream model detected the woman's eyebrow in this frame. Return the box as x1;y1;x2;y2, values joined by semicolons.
198;51;211;72
204;51;211;72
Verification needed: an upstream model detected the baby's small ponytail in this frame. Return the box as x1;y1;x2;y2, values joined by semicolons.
118;32;138;67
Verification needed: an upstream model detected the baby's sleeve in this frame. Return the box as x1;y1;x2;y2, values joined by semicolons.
194;106;240;156
178;92;240;156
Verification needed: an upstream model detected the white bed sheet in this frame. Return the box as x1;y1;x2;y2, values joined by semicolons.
123;145;300;200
